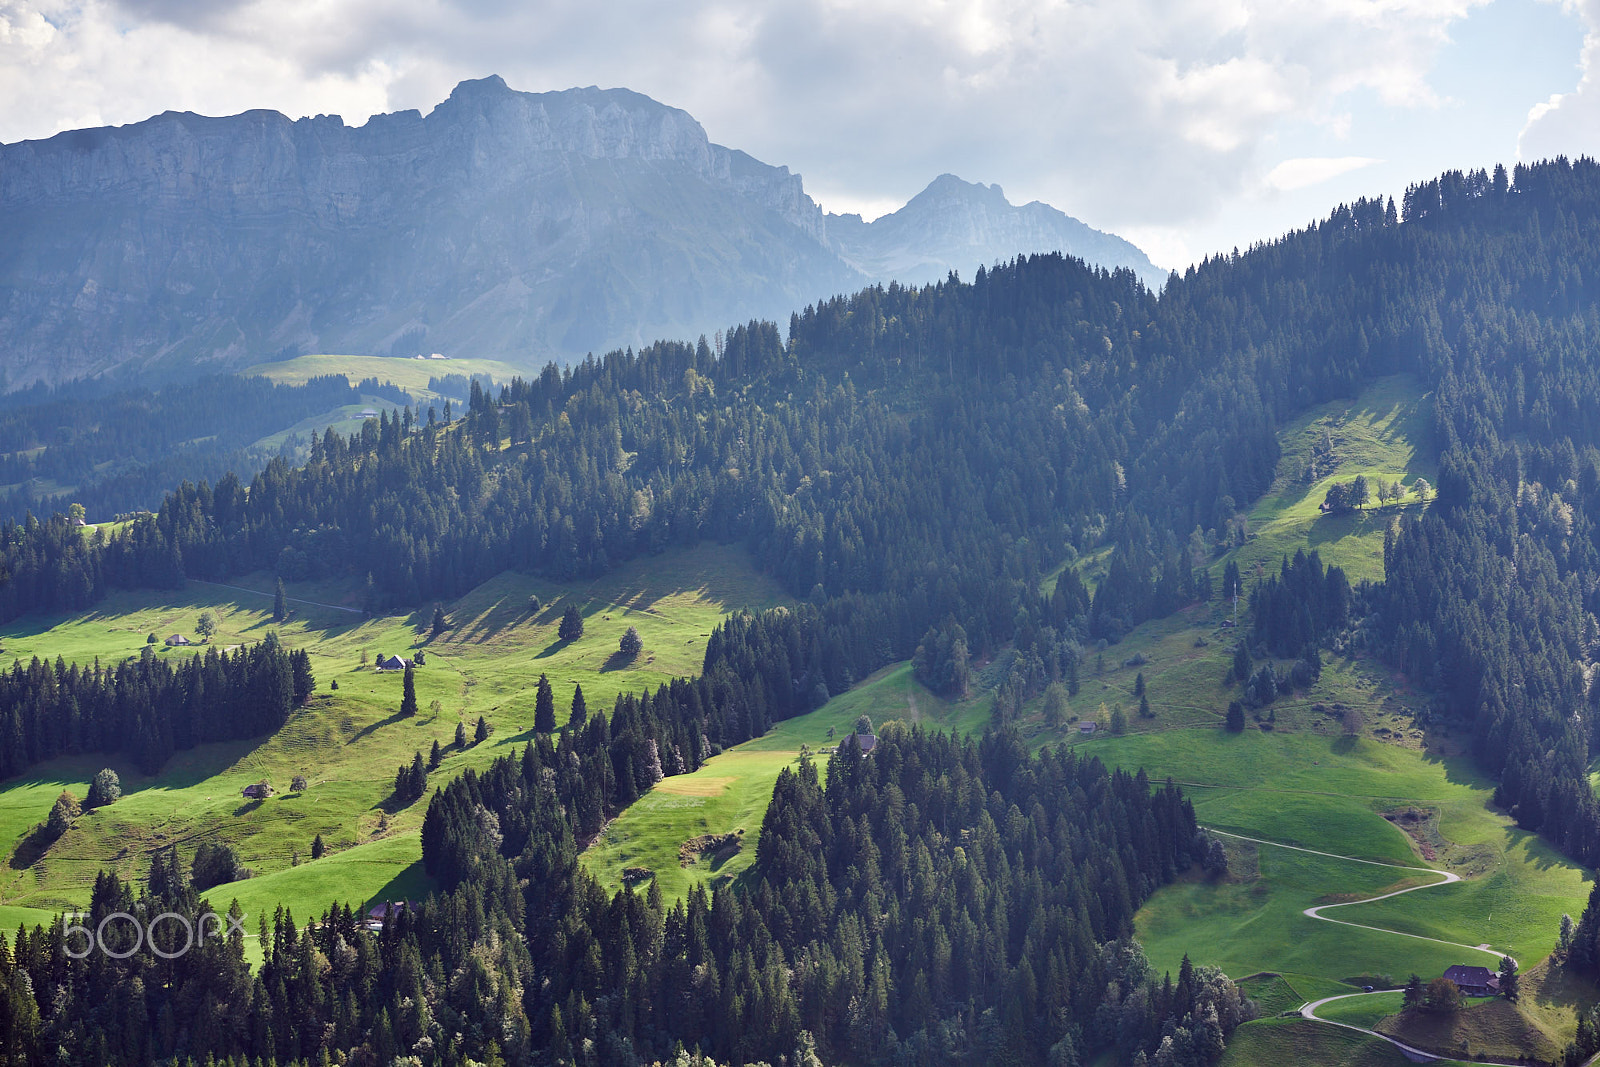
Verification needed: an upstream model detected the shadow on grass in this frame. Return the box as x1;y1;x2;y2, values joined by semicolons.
346;709;409;745
599;649;640;673
364;858;438;912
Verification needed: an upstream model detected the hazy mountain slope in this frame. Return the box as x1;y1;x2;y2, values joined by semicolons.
0;78;1163;389
828;173;1166;289
0;76;863;387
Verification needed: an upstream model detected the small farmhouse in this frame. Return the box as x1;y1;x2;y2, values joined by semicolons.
1078;721;1097;735
1441;965;1500;997
856;733;878;754
365;900;418;931
165;634;192;646
241;782;272;800
376;654;410;671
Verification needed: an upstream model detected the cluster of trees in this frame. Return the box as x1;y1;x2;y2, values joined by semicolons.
19;155;1600;1062
0;633;312;778
1248;550;1352;658
393;751;429;805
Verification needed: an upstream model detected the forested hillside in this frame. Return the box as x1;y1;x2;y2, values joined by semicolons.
0;372;413;522
5;157;1600;1064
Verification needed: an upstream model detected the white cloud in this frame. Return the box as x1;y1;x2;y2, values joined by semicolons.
0;0;1505;261
1519;0;1600;159
1265;155;1383;190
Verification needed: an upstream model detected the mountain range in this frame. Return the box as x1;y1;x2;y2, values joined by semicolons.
0;75;1162;388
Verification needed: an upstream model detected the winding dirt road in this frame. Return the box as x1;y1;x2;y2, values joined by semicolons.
1202;828;1523;1065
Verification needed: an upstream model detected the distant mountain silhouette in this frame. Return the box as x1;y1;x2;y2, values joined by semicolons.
828;174;1164;290
0;76;1161;387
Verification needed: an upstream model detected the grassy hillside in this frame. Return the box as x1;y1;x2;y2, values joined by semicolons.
1216;1019;1455;1067
580;662;991;898
244;354;532;400
1224;373;1435;585
0;543;786;927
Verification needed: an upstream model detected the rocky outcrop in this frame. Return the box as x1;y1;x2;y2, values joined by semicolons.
0;79;1161;388
0;76;855;386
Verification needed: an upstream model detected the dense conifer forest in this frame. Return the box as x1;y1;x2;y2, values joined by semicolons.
0;373;412;523
8;156;1600;1063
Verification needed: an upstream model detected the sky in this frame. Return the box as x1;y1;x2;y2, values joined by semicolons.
2;0;1599;270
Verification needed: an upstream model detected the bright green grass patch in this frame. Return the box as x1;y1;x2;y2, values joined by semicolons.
582;662;991;899
1090;726;1590;990
0;904;61;936
204;831;434;965
243;354;532;400
1316;992;1407;1030
1235;974;1305;1017
0;543;788;919
1218;374;1435;585
1217;1019;1438;1067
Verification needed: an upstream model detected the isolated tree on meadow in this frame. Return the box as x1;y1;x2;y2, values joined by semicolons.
196;611;217;642
86;768;121;808
619;626;643;658
454;721;467;748
401;663;418;718
1133;671;1145;697
428;739;442;770
311;834;325;860
474;715;490;743
1226;701;1246;732
1425;977;1462;1013
558;603;584;641
45;791;80;840
535;673;556;732
431;604;448;637
290;774;307;792
273;578;289;623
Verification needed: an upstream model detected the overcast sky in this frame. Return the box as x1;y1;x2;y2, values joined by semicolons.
3;0;1598;269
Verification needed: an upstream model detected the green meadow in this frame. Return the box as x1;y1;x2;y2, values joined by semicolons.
244;353;532;400
0;542;787;927
581;662;992;898
1221;374;1436;585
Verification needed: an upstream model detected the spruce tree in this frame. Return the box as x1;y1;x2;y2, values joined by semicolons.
570;684;588;729
1226;701;1246;732
558;603;584;641
428;739;442;770
408;752;427;801
311;834;325;860
535;673;556;732
431;604;447;637
454;721;467;747
400;663;418;717
273;578;288;623
474;715;489;743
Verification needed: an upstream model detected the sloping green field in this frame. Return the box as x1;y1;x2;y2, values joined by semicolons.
244;354;532;399
0;543;787;926
580;662;992;899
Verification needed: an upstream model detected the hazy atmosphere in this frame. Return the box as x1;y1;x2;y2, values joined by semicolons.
3;0;1599;267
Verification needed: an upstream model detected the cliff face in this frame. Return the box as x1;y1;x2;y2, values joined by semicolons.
829;174;1166;291
0;76;855;386
0;79;1162;388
